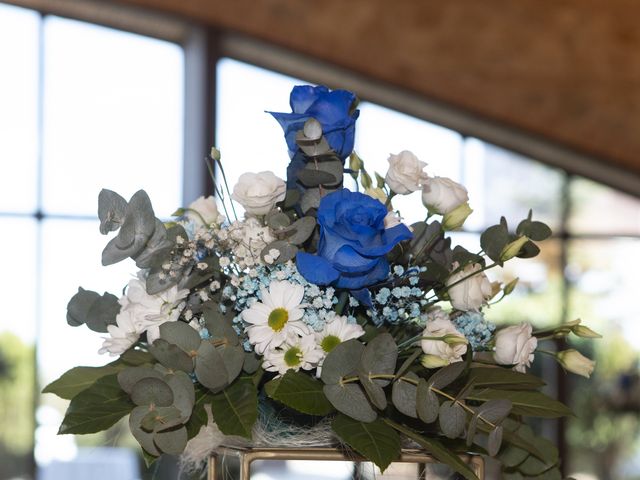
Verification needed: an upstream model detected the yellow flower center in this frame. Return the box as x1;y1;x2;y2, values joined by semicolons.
268;307;289;332
321;335;342;353
283;346;302;367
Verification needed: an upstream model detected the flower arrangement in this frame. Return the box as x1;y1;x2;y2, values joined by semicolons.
44;85;600;479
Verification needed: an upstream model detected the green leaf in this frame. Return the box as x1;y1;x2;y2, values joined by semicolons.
360;333;398;386
154;426;188;455
210;379;257;438
264;371;334;416
488;425;504;456
359;373;387;410
391;373;418;418
117;366;163;394
438;401;466;438
43;365;122;399
185;386;214;439
384;419;479;480
467;368;545;390
468;389;572;418
480;224;510;263
66;288;119;333
149;339;194;373
159;321;201;353
59;374;134;434
221;345;245;384
428;361;466;390
416;378;439;423
194;342;228;392
332;415;400;472
394;348;422;380
323;383;377;422
321;339;364;384
130;378;174;407
119;349;155;366
98;189;127;234
516;219;552;241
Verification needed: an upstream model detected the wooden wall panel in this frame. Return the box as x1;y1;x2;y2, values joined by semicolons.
111;0;640;180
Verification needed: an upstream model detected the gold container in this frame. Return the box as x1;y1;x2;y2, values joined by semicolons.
208;446;484;479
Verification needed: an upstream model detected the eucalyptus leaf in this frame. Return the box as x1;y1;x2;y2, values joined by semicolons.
134;219;172;269
149;339;194;373
438;400;466;439
323;383;377;422
300;188;322;214
516;240;540;259
154;426;188;455
146;267;180;295
221;345;245;384
66;288;119;333
295;131;333;157
428;361;466;390
278;216;317;245
480;224;510;263
98;189;128;234
498;443;530;468
516;219;552;241
159;321;202;353
185;386;214;439
321;339;365;385
297;168;337;187
266;211;291;230
59;375;134;435
163;370;195;419
416;378;439;424
203;308;239;346
391;373;418;418
242;351;261;374
130;377;174;407
475;398;512;424
194;342;227;392
210;379;257;438
140;406;183;432
358;373;387;410
331;415;400;472
260;240;298;264
180;254;221;290
130;405;160;456
360;333;397;386
488;425;504;456
117;366;164;394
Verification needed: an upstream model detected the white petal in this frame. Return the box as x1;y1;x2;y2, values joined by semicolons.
242;305;269;325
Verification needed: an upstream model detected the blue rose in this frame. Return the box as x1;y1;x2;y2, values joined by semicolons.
296;189;412;291
270;85;359;161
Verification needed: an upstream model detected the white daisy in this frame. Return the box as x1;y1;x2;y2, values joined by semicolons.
99;313;139;356
242;280;310;354
262;334;323;375
315;315;365;355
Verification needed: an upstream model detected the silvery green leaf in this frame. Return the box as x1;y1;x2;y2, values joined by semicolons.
295;130;333;157
516;240;540;259
323;383;377;422
130;405;160;455
130;377;174;407
297;168;337;187
134;219;173;269
300;188;322;214
221;345;245;384
159;321;201;353
66;288;119;333
153;426;188;455
438;400;466;439
314;157;344;188
488;425;503;456
98;189;127;234
102;190;156;266
243;351;261;374
416;378;439;423
321;339;365;385
117;367;163;394
266;211;291;230
475;398;512;424
140;406;183;432
358;372;387;410
498;443;530;468
260;240;298;264
146;267;180;295
194;342;227;392
180;255;220;290
149;339;194;373
278;216;316;245
280;189;300;210
428;361;466;390
163;370;195;419
391;372;418;418
466;414;480;446
480;223;510;263
203;308;239;346
360;333;397;386
516;218;552;241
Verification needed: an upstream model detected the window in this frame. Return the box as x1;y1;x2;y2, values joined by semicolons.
0;4;185;478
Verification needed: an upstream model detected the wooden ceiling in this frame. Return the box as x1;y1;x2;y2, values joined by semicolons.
114;0;640;190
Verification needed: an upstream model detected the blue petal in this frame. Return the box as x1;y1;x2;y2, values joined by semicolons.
290;85;328;114
351;288;373;308
296;252;340;286
351;223;413;257
332;245;379;273
307;89;357;126
335;257;390;290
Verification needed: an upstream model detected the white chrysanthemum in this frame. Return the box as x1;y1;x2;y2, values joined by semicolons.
243;280;310;354
99;312;139;356
111;277;189;346
262;334;323;375
315;315;365;356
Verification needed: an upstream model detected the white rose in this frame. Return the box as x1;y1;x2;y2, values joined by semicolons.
232;171;286;216
385;150;428;195
421;312;467;365
422;177;469;214
493;323;537;373
446;262;493;311
186;195;221;226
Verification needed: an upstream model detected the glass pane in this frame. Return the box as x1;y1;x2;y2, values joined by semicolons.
566;238;640;479
356;103;463;225
569;177;640;235
0;216;37;479
216;58;303;218
0;4;38;213
42;16;184;217
462;139;564;233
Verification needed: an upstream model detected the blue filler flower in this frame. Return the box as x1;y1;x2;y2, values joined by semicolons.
296;189;412;291
269;85;359;161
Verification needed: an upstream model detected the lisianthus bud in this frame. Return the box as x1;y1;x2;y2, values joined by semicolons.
186;195;221;226
385;150;428;195
572;325;602;339
365;187;387;204
210;146;221;161
349;152;363;173
557;349;596;378
420;354;451;369
442;202;473;231
500;236;529;261
442;334;469;346
422;176;468;214
493;323;537;373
